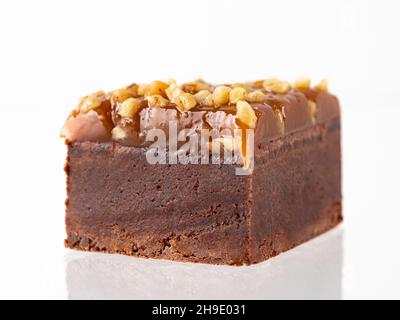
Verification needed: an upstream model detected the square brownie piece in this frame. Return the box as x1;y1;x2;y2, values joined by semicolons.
62;79;342;265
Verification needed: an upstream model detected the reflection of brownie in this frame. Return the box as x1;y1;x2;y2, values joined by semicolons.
62;79;342;265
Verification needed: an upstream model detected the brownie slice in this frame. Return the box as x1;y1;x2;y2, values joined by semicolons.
62;78;342;265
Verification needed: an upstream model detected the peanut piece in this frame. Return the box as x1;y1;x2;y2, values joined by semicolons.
111;125;128;140
165;83;184;101
245;90;266;103
137;83;149;96
293;78;311;90
213;86;231;106
175;93;197;111
79;91;105;112
315;79;329;91
194;90;214;106
117;98;141;118
263;78;290;93
229;87;247;104
144;80;169;97
236;101;257;128
147;95;169;108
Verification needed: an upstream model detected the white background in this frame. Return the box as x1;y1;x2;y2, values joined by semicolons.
0;0;399;299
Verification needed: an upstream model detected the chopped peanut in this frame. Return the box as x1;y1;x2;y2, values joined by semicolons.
245;90;266;103
137;83;149;96
144;80;169;97
194;90;214;106
231;83;250;91
229;87;247;104
293;78;311;90
175;93;197;111
263;78;291;93
236;101;257;128
213;86;231;106
252;80;265;88
181;81;210;94
165;83;184;101
147;95;169;108
315;79;329;91
111;125;128;140
111;87;137;103
117;97;141;118
79;91;105;113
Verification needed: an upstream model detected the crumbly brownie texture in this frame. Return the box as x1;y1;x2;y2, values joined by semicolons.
62;78;342;265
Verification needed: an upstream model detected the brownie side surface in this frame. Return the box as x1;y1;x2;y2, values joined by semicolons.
250;116;342;263
65;143;252;265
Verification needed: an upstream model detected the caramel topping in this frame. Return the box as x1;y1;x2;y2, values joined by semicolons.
61;78;338;146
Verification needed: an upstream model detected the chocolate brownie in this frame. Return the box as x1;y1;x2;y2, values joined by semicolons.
61;78;342;265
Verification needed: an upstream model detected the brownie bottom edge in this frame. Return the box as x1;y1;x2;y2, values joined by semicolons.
65;202;342;266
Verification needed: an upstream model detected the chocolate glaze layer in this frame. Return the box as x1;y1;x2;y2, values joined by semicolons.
61;86;340;146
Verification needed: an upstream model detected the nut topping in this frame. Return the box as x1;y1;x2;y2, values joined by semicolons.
293;78;311;90
64;78;332;144
245;90;266;103
263;78;291;93
146;95;169;108
229;87;247;104
144;80;169;98
181;80;210;94
175;93;197;111
117;98;141;118
110;86;138;103
79;91;105;113
165;83;184;101
111;125;129;140
137;83;149;96
236;101;257;129
213;86;231;106
194;90;214;106
315;79;329;91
